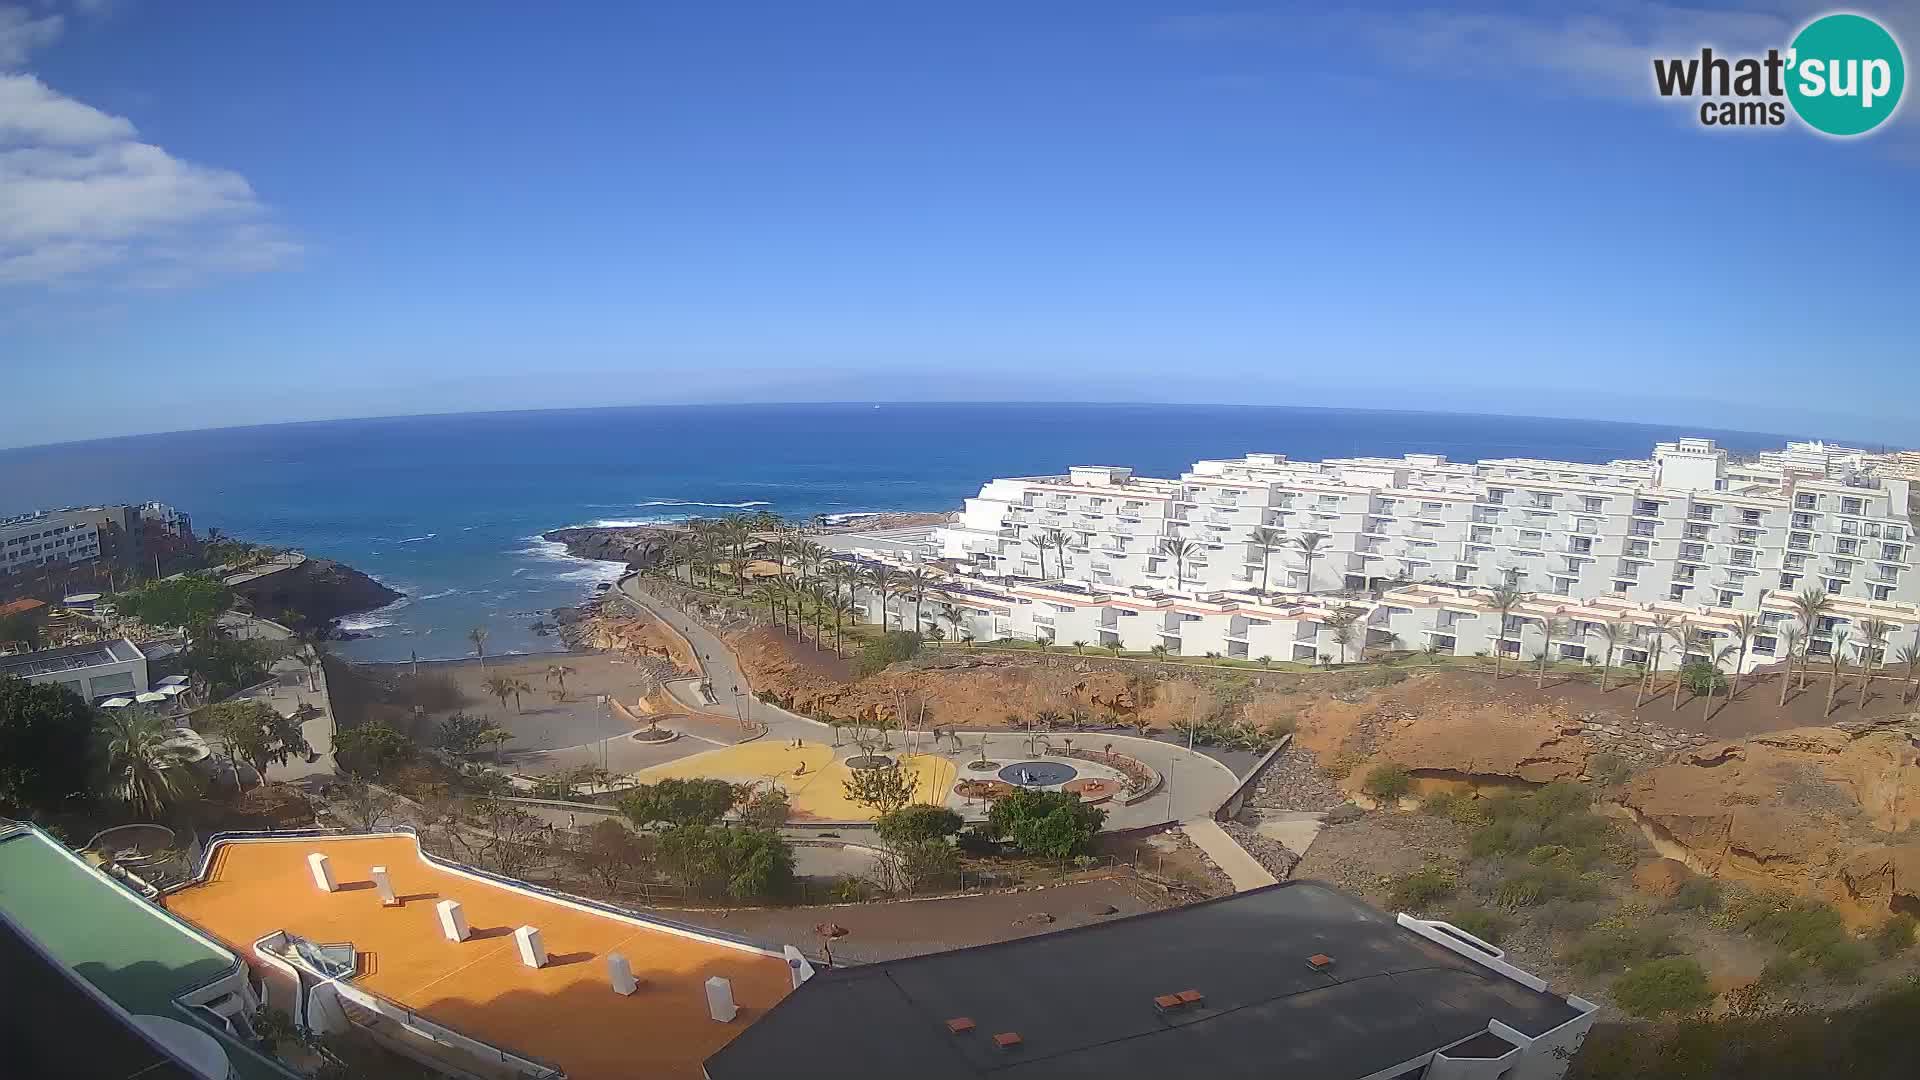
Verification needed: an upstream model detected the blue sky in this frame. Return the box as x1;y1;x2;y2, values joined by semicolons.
3;1;1917;449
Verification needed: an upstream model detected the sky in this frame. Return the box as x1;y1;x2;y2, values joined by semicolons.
2;1;1917;450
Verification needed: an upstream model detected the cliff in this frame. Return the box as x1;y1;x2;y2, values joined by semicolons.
230;557;403;630
543;525;677;569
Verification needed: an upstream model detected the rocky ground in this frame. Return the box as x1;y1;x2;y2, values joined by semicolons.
1218;819;1301;879
1242;743;1347;812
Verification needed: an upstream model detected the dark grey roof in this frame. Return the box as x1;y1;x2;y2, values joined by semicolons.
706;880;1581;1080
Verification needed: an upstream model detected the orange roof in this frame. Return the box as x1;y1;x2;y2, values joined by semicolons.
165;834;793;1080
0;598;46;617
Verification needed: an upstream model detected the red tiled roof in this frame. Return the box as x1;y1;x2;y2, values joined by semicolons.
0;598;46;617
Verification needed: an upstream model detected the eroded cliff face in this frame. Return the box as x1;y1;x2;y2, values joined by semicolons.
231;558;402;628
542;526;674;568
1620;725;1920;923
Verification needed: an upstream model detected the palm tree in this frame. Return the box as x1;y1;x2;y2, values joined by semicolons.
482;675;515;713
1325;608;1361;664
1486;583;1527;679
1156;537;1201;593
1535;617;1569;687
1895;642;1920;703
544;664;576;700
1701;644;1738;722
1825;628;1851;716
1045;528;1075;579
830;593;856;656
1855;617;1892;703
934;600;967;644
1247;527;1285;594
1639;613;1674;708
1789;588;1831;690
866;564;897;628
468;626;489;671
1668;618;1694;710
1726;613;1757;701
1594;620;1627;692
902;568;934;635
1777;624;1805;707
725;516;753;594
1025;532;1052;579
751;581;782;628
95;709;198;818
1292;531;1330;594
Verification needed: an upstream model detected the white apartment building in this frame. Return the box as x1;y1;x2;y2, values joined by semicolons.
832;438;1920;674
0;509;102;575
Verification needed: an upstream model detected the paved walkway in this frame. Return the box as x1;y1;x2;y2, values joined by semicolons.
209;612;338;785
610;576;1240;828
1179;816;1279;892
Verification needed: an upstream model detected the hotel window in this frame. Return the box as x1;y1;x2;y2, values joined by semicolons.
1874;585;1896;601
1796;493;1818;509
1826;578;1846;592
1628;540;1651;557
1742;508;1763;524
1884;543;1905;561
1719;591;1738;607
1583;496;1605;512
1889;526;1905;542
1679;543;1703;560
1684;523;1709;541
1842;497;1864;515
1669;585;1688;601
1631;520;1657;538
1635;500;1660;515
1791;512;1815;529
1837;538;1859;555
1551;576;1575;594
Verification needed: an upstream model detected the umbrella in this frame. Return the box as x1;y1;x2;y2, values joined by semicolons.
156;675;190;688
156;684;188;697
135;692;168;704
100;697;134;708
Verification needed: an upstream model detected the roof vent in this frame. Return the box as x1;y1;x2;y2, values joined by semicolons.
993;1032;1023;1050
946;1017;976;1035
1176;989;1204;1006
1153;994;1184;1011
1307;953;1334;971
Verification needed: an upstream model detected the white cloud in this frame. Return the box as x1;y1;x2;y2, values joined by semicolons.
0;5;299;288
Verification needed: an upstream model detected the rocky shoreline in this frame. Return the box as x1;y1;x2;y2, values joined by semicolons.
541;510;952;569
226;556;403;639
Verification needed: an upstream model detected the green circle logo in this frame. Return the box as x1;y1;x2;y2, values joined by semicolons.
1786;13;1905;136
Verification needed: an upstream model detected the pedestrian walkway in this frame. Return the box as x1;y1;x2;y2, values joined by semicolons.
1179;816;1279;892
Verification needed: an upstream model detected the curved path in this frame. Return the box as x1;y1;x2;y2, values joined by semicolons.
611;575;1239;829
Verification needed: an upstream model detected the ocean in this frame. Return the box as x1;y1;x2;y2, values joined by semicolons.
0;403;1798;662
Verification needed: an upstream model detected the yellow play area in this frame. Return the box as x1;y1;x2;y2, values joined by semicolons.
631;740;958;822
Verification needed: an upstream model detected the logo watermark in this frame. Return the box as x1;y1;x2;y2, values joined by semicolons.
1652;11;1905;136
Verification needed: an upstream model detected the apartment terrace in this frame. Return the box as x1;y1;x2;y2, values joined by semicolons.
165;833;795;1080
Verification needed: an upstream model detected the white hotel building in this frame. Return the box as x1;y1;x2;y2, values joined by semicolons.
829;438;1920;674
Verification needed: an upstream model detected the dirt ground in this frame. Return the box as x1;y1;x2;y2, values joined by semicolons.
355;652;662;752
664;873;1171;964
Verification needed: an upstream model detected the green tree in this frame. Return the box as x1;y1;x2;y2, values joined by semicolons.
0;675;95;817
875;804;962;846
1156;537;1201;593
1486;583;1527;680
568;819;656;892
202;699;313;779
544;664;576;700
117;574;232;637
432;711;511;756
657;824;794;900
467;626;490;671
181;635;287;698
1789;588;1830;691
94;709;200;817
985;789;1105;858
740;785;791;828
843;760;917;815
0;612;40;650
332;723;414;777
865;564;898;628
481;675;516;713
1292;531;1329;594
619;777;740;828
1247;527;1285;593
857;630;922;676
1594;619;1628;692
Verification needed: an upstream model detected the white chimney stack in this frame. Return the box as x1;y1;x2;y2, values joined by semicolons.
705;976;737;1022
783;945;816;988
607;952;637;995
307;853;335;893
514;925;547;968
436;899;470;942
370;865;397;906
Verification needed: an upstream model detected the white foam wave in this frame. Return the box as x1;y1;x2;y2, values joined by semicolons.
516;535;629;588
397;533;437;544
417;587;460;600
634;499;771;509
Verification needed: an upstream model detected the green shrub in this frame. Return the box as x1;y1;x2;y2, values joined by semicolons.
984;789;1106;858
1872;912;1917;958
1726;893;1867;981
1495;863;1598;910
1757;951;1809;989
1388;866;1457;912
1362;764;1413;801
1670;876;1723;912
1677;660;1729;696
1587;751;1632;787
875;804;963;847
857;630;923;676
1566;923;1680;975
1612;957;1714;1018
1422;790;1490;827
1450;904;1514;945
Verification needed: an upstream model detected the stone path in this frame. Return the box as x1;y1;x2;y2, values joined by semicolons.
1178;816;1279;892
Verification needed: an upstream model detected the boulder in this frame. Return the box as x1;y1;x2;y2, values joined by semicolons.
1630;857;1695;901
1374;710;1587;784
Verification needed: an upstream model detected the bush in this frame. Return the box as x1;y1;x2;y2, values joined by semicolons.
332;722;415;777
1872;912;1917;958
1388;866;1457;912
657;824;794;901
1612;957;1714;1018
1670;876;1723;913
1495;863;1598;910
1421;790;1490;827
1450;904;1514;945
1566;922;1680;975
1588;751;1632;787
875;804;963;847
740;786;791;829
1726;893;1867;981
1757;951;1809;989
619;778;741;828
1677;660;1729;696
984;789;1105;858
1362;764;1412;801
857;630;923;676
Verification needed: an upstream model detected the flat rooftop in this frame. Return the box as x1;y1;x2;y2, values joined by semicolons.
0;826;238;1017
0;637;142;678
706;880;1585;1080
165;834;795;1080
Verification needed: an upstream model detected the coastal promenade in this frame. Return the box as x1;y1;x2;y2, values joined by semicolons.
213;611;337;784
